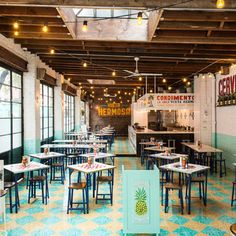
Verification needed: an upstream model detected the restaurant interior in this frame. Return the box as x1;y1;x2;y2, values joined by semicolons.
0;0;236;235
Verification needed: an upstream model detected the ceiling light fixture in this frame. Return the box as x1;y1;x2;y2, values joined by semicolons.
216;0;225;8
112;71;116;77
42;24;48;33
168;86;172;91
82;20;88;32
68;78;71;82
137;12;143;25
13;21;19;29
183;78;187;82
162;78;166;83
187;81;191;86
50;49;55;54
83;62;87;68
14;31;19;36
138;76;142;81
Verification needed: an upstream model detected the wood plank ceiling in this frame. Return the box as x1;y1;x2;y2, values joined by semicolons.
0;2;236;92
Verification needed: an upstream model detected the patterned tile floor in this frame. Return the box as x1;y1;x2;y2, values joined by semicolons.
0;140;235;236
111;137;136;155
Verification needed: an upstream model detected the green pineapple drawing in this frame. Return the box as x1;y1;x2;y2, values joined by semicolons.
135;187;148;216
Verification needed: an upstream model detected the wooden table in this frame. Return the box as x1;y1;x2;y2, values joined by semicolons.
29;152;65;162
181;142;224;177
160;162;210;214
53;139;108;144
4;162;50;213
150;153;187;162
67;162;115;213
144;146;175;152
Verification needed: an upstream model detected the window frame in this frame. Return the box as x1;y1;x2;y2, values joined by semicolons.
64;93;75;133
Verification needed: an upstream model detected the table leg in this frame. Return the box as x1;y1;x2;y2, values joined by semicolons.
187;174;192;214
14;174;19;213
93;173;96;198
204;170;208;206
219;153;223;178
86;174;89;214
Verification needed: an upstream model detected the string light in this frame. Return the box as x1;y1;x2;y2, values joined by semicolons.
182;78;187;82
137;12;143;25
118;91;121;94
42;24;48;33
162;78;166;83
83;62;87;68
112;71;116;77
138;77;142;81
187;81;191;86
50;49;55;54
216;0;224;8
82;20;88;32
168;86;172;91
13;21;19;29
68;78;71;82
14;31;19;36
124;92;127;95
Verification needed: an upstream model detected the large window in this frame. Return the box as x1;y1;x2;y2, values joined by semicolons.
40;83;54;141
0;65;23;162
64;94;75;132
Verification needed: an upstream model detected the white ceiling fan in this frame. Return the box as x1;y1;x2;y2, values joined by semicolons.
123;57;163;78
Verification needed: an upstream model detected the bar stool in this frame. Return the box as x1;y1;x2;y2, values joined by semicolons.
165;182;184;214
231;181;236;207
182;139;191;154
168;139;176;152
214;155;226;177
67;182;87;214
4;178;23;213
96;175;113;205
230;223;236;236
186;176;205;201
50;156;65;184
28;173;49;205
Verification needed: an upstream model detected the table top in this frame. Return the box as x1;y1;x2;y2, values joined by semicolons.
53;139;108;144
144;146;175;152
181;142;223;153
139;141;165;146
79;152;115;158
41;144;106;149
160;162;210;175
65;133;87;137
29;152;65;160
4;161;49;174
150;153;187;160
95;133;113;136
67;162;115;174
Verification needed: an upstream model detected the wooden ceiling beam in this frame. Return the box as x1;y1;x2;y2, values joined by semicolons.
4;32;72;39
0;0;236;9
0;6;59;17
162;10;236;22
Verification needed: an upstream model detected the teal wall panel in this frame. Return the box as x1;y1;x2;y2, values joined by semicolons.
24;138;40;155
212;132;236;169
54;130;64;140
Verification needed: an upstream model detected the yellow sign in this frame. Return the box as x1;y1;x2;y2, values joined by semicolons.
97;103;131;117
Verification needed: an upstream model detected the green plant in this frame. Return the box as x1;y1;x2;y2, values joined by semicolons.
135;187;148;216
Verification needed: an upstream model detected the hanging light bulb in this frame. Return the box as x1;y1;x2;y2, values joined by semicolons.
168;86;172;91
42;24;48;33
187;81;191;86
14;31;19;36
182;78;187;82
68;77;71;82
50;49;55;54
13;21;19;29
83;62;87;68
137;12;143;25
82;20;88;32
138;76;142;81
112;71;116;77
162;78;166;83
216;0;225;8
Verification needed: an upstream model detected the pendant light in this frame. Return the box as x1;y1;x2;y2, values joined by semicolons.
137;12;143;25
82;20;88;32
216;0;225;8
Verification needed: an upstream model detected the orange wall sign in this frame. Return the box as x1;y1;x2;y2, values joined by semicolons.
97;103;131;117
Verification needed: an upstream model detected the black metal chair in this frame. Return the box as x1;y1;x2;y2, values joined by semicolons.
231;181;236;207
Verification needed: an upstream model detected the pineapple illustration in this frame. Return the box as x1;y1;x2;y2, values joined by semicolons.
135;187;148;216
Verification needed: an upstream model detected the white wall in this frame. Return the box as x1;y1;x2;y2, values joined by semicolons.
131;103;148;127
176;109;194;128
194;74;214;145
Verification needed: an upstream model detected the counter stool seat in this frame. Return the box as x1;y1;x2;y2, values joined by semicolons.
67;182;87;214
187;176;205;200
96;175;113;205
28;175;49;205
230;223;236;235
50;159;65;184
165;183;184;214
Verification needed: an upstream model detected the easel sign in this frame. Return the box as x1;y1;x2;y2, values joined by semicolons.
122;165;160;235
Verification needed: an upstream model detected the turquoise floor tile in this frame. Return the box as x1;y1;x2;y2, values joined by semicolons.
202;226;226;236
218;215;236;224
168;215;189;225
41;216;60;225
89;227;112;236
173;226;198;236
25;207;44;214
94;206;113;214
192;215;213;225
15;216;36;225
59;228;83;236
6;227;27;236
31;228;55;236
67;215;87;225
93;216;112;225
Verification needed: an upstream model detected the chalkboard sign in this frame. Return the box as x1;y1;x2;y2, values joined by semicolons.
122;165;160;235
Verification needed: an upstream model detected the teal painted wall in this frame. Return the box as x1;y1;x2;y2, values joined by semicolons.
24;138;41;155
212;132;236;169
54;130;64;140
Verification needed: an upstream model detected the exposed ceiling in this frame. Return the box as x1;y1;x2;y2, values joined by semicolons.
0;0;236;93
